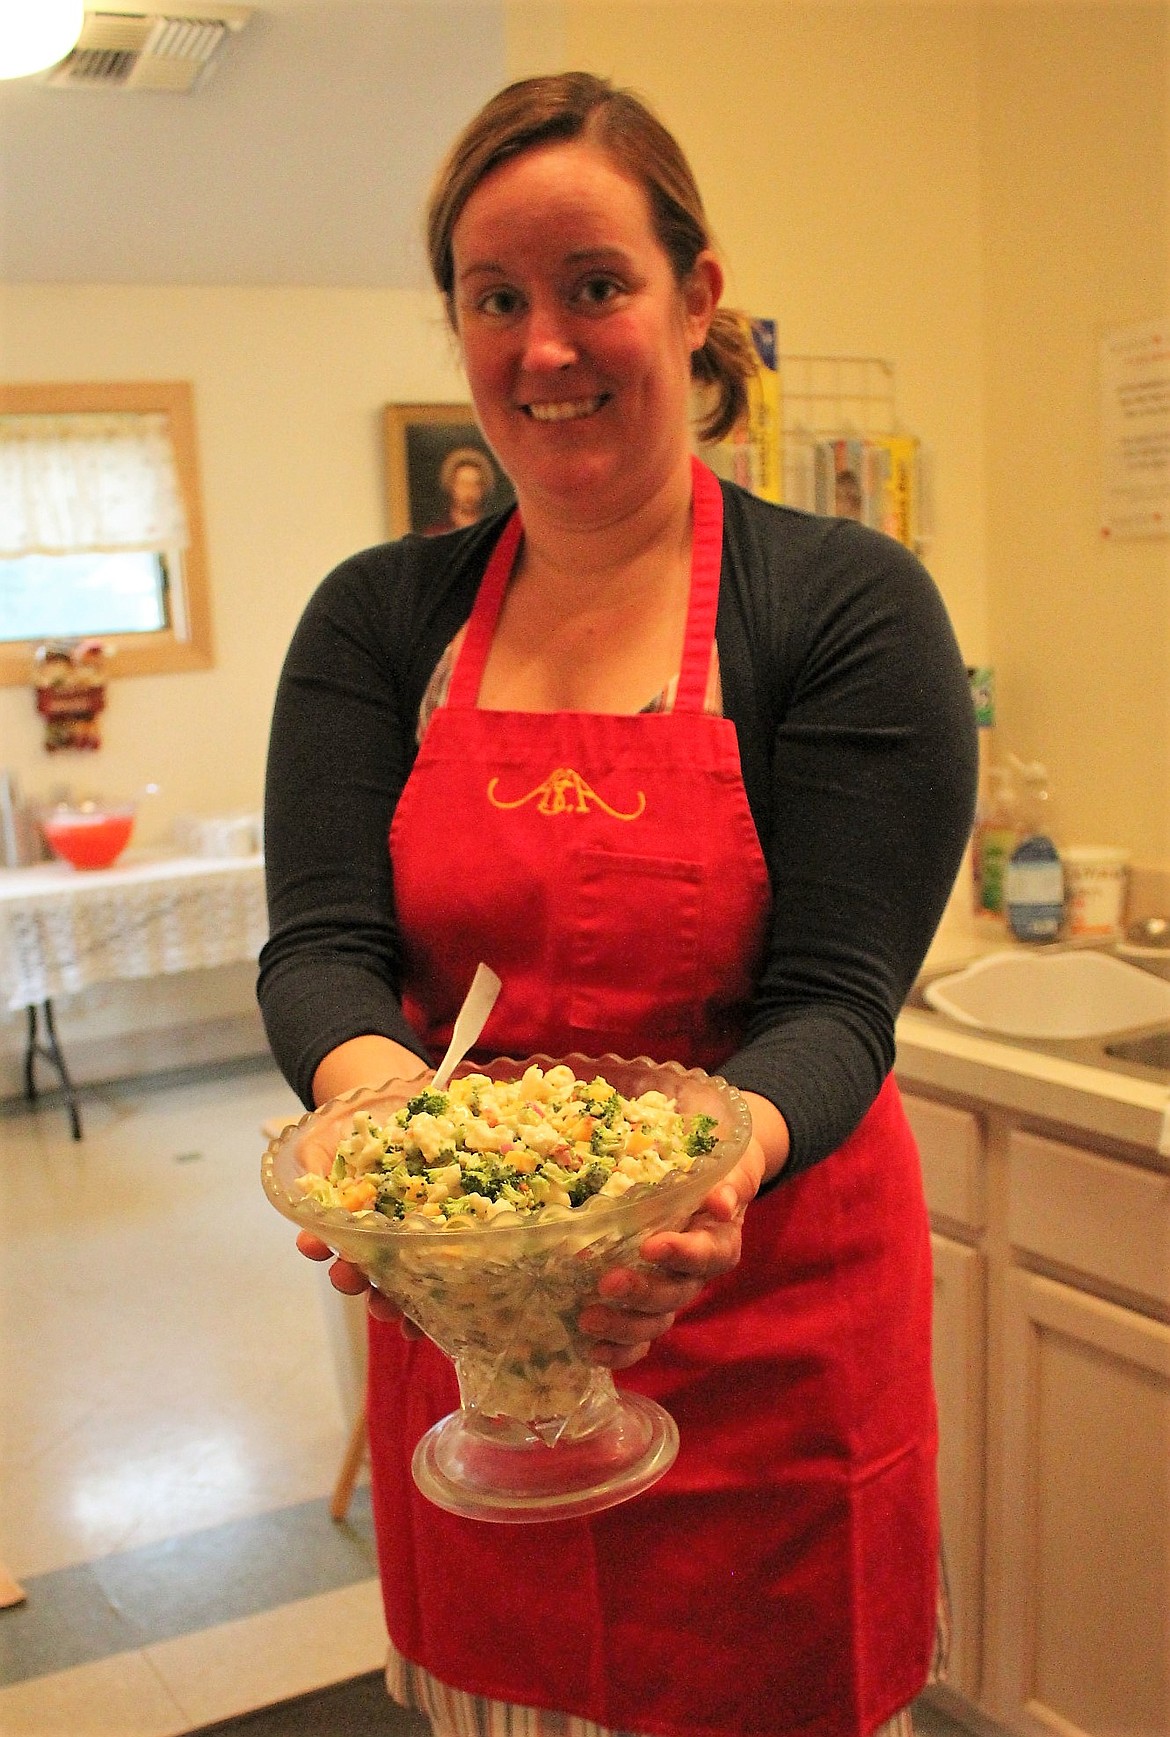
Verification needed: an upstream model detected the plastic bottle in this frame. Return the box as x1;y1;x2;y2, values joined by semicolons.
1012;757;1050;835
974;764;1022;926
1004;760;1064;943
967;668;1016;927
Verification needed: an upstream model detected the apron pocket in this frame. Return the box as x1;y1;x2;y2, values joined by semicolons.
568;849;703;1046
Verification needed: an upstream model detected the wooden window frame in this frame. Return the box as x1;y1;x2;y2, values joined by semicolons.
0;380;213;685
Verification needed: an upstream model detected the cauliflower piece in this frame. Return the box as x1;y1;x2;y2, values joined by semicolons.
406;1113;454;1162
517;1120;564;1158
461;1116;512;1154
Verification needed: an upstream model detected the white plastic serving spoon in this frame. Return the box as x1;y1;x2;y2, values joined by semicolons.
430;963;503;1091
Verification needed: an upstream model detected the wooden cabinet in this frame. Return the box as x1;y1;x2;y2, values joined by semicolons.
929;1230;986;1700
901;1090;1170;1737
988;1131;1170;1737
904;1093;987;1700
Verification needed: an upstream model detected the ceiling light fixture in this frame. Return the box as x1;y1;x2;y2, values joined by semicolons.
0;0;84;80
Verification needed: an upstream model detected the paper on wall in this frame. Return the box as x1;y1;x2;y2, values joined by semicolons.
1100;317;1170;539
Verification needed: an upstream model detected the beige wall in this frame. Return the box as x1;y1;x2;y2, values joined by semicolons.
0;283;465;829
527;0;991;659
3;1;1167;1091
549;0;1170;868
979;1;1170;865
0;284;467;1091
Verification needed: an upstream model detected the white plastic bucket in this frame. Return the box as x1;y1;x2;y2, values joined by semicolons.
1062;845;1130;938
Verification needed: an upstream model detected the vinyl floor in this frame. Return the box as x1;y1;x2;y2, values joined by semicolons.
0;1058;985;1737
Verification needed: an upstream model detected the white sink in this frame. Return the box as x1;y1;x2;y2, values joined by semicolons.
922;949;1170;1040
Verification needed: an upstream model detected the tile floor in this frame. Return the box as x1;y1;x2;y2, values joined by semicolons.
0;1058;983;1737
0;1058;391;1736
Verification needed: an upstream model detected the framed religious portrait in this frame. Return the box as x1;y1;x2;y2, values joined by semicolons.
383;403;514;537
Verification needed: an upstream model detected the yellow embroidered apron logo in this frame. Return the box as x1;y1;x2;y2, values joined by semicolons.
486;767;646;820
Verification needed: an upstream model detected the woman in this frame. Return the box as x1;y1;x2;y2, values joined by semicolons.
259;72;976;1737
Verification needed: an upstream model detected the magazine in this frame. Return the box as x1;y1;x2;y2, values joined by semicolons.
813;432;919;548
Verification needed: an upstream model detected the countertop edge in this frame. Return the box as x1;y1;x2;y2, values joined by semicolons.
894;1007;1170;1157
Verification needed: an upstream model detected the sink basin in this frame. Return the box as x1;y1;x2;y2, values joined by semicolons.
922;949;1170;1040
1105;1029;1170;1070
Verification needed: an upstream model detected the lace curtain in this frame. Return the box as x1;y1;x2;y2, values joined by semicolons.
0;411;189;556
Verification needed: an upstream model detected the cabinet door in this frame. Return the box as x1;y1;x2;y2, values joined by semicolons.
989;1268;1170;1737
904;1094;985;1232
931;1232;985;1700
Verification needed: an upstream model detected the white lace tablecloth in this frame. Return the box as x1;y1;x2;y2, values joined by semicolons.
0;853;267;1012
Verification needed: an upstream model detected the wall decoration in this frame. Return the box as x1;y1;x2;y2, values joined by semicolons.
383;404;513;538
34;638;110;751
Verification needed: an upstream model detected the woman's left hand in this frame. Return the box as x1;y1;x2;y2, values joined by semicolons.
577;1136;767;1370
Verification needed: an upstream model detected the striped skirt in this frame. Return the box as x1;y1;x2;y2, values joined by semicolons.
384;1545;953;1737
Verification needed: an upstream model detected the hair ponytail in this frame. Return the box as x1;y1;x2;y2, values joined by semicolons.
690;308;758;444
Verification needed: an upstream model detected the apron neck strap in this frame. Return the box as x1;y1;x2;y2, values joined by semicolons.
445;511;523;709
673;456;724;714
444;456;724;714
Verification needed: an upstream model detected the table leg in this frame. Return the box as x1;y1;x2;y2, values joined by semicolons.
24;999;83;1140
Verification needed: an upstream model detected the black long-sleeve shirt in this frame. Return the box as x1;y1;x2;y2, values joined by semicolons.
258;481;977;1175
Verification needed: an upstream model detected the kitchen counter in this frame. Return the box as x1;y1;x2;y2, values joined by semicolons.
896;930;1170;1165
894;932;1170;1737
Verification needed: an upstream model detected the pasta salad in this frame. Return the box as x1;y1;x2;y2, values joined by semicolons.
295;1062;719;1227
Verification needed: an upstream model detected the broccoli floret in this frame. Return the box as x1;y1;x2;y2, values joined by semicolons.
568;1161;611;1205
589;1120;622;1156
403;1088;450;1119
684;1115;718;1156
382;1148;425;1175
458;1158;513;1201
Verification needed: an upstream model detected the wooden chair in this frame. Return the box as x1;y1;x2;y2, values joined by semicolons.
330;1400;368;1521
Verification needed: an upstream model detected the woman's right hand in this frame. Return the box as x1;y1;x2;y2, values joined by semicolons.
295;1229;420;1329
289;1073;428;1334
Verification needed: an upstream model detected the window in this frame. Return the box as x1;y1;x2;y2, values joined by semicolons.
0;381;213;684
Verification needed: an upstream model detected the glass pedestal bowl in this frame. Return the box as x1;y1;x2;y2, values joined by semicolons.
262;1054;752;1523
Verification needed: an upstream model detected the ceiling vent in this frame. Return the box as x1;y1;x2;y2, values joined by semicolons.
40;3;252;93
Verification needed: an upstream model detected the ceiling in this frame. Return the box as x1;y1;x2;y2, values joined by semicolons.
0;0;509;287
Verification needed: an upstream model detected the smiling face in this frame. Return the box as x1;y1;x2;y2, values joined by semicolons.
449;139;721;527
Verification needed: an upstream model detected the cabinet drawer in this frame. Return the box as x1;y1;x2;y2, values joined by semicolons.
1008;1129;1170;1308
903;1093;985;1230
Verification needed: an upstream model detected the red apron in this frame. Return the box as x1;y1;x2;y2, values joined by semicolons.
373;459;939;1737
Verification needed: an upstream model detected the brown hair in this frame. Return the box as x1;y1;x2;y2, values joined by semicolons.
425;72;757;443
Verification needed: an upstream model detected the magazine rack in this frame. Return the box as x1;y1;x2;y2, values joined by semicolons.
779;354;930;553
